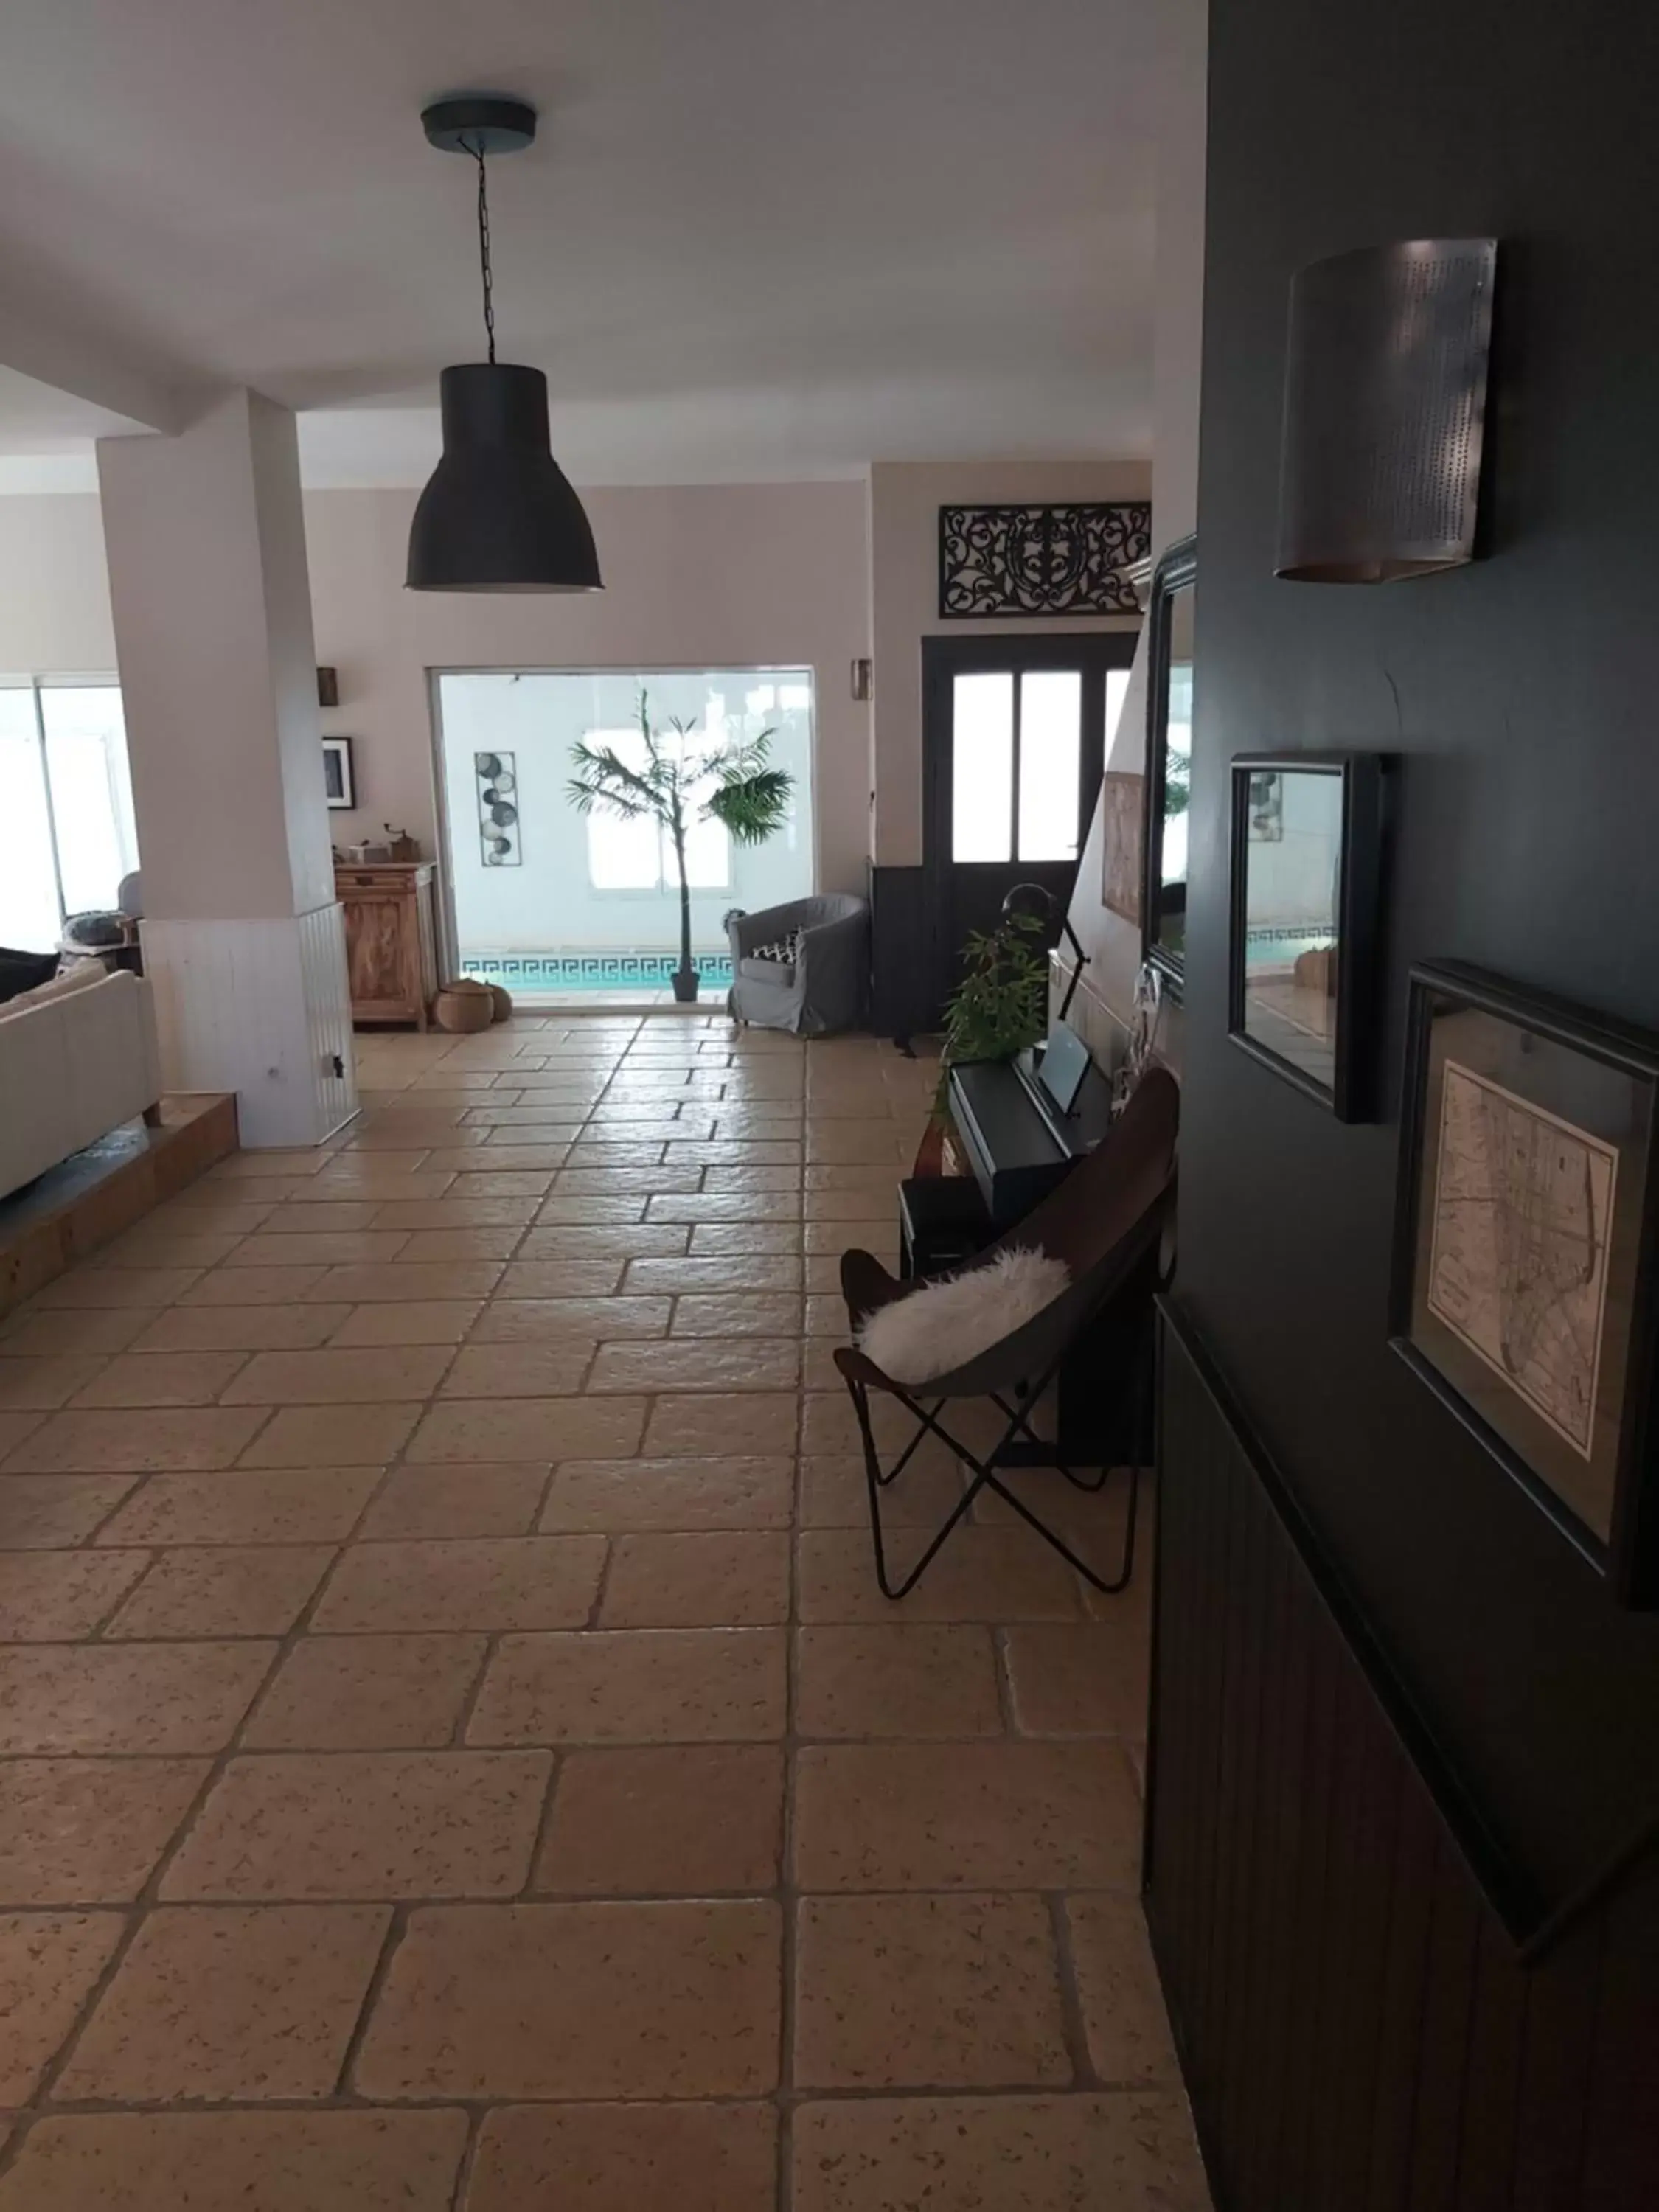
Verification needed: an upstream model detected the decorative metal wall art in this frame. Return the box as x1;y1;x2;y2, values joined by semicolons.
474;750;521;865
1277;238;1497;582
939;502;1150;619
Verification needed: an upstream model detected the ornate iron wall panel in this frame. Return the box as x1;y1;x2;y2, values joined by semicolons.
939;502;1150;619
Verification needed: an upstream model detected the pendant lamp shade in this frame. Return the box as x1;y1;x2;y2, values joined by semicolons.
406;364;602;594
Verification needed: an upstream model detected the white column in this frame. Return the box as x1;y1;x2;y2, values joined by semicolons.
97;391;357;1147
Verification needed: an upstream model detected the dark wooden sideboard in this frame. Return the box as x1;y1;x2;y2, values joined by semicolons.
334;861;439;1030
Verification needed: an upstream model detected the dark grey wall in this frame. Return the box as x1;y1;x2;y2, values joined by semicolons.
1182;0;1659;1906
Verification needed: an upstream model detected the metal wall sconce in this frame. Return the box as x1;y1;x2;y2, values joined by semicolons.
1276;238;1498;582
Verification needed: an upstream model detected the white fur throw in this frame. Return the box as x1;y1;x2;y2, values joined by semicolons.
857;1245;1071;1385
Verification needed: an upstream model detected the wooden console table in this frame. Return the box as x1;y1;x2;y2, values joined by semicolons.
335;861;439;1030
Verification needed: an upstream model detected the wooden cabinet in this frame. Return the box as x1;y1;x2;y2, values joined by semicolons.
335;862;439;1030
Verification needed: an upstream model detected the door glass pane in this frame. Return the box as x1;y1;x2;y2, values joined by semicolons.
951;672;1013;861
40;684;137;917
1016;669;1082;860
0;686;58;949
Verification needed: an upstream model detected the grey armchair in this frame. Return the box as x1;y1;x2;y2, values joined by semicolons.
726;894;869;1035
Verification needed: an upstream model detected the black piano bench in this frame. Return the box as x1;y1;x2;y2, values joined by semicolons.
898;1175;993;1281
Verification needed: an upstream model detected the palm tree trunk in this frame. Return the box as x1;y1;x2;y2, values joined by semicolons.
671;817;697;999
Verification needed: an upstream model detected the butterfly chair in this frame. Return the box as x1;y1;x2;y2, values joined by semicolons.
834;1066;1178;1599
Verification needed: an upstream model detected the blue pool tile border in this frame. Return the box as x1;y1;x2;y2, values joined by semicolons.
461;950;736;991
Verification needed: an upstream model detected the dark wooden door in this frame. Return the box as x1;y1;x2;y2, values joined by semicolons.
921;633;1136;1017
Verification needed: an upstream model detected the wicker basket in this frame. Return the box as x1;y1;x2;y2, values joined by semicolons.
431;979;495;1034
488;984;514;1023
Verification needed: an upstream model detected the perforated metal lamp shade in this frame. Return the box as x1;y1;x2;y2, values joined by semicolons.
406;363;602;594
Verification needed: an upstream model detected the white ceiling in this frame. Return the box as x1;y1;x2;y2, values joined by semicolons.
0;0;1156;487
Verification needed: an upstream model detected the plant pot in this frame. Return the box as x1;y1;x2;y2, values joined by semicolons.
671;968;700;1004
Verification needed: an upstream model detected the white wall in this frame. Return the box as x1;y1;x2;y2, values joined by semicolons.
866;459;1150;867
0;495;116;670
307;483;871;899
0;478;873;900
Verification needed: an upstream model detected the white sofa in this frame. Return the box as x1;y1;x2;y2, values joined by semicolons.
0;968;164;1201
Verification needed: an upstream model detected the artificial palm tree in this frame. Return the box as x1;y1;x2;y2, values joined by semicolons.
567;690;796;1001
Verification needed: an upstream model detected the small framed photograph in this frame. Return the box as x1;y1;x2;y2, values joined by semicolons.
1390;960;1659;1604
1227;753;1385;1119
321;736;355;810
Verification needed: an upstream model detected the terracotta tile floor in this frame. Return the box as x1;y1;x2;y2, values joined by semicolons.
0;1014;1209;2211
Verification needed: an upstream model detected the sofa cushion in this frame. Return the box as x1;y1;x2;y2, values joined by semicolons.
740;956;796;986
0;948;59;1006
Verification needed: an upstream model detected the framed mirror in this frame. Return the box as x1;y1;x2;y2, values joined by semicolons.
1141;534;1196;997
1227;752;1385;1119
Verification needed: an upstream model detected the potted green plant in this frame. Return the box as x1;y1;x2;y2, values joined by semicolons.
914;909;1049;1172
567;691;795;1002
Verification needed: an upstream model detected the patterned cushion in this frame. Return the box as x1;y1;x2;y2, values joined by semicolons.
751;928;803;965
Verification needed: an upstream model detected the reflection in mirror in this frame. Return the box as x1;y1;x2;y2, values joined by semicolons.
1227;752;1384;1121
1157;589;1194;957
1237;765;1343;1088
1141;535;1197;995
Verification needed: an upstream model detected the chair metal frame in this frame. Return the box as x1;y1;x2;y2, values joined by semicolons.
834;1065;1177;1604
844;1338;1148;1601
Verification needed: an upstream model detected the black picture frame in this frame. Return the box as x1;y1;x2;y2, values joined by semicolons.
1389;959;1659;1606
321;735;355;810
1226;751;1385;1120
1141;533;1197;1001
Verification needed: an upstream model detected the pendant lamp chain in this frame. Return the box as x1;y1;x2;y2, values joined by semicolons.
467;138;497;365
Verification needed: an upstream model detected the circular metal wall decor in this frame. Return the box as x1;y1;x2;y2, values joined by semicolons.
474;749;521;866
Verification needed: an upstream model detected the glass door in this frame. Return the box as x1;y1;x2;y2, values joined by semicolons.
922;635;1135;1018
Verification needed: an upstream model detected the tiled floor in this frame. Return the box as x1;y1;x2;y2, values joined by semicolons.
0;1015;1208;2211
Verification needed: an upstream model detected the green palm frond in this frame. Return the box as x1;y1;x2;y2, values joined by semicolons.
704;764;795;846
566;740;668;824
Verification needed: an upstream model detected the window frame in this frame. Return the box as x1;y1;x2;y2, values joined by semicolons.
0;672;129;946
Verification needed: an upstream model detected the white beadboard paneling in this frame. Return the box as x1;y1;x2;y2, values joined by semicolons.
140;905;358;1148
298;900;358;1138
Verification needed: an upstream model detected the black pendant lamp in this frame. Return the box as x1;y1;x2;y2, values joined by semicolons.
406;96;602;594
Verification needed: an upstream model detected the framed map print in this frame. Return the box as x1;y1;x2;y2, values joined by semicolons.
1391;961;1659;1605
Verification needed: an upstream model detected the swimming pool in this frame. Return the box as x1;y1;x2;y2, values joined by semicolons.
460;950;736;995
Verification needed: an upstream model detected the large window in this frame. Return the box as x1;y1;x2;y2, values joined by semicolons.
432;668;817;988
0;679;137;951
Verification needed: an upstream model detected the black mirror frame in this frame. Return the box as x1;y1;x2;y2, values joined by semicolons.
1225;751;1387;1121
1141;532;1197;1000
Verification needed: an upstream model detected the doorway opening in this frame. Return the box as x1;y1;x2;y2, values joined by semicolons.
432;669;817;1007
921;634;1135;1021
